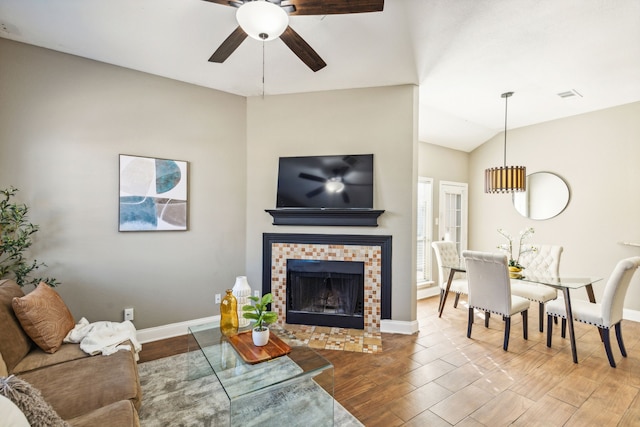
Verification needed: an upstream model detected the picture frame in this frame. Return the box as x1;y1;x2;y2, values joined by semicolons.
119;154;188;231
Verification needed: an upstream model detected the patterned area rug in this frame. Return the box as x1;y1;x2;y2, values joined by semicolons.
137;352;363;427
273;324;382;354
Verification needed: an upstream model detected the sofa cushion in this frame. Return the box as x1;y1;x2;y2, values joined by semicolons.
0;279;33;372
12;282;75;354
0;394;31;427
67;400;140;427
18;348;142;420
12;343;90;375
0;375;69;426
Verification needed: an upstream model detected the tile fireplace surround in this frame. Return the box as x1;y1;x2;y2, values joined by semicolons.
262;233;392;333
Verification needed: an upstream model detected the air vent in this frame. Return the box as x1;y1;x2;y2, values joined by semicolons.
557;89;583;99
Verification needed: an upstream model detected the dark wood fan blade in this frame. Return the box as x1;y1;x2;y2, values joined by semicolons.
209;26;248;63
286;0;384;15
299;172;327;183
280;26;327;72
306;186;325;198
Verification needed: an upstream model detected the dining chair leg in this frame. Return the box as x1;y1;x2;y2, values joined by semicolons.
546;314;553;347
503;316;511;351
522;310;528;340
538;303;544;332
484;311;490;328
454;293;460;308
615;322;627;358
561;318;566;338
601;327;616;368
467;307;474;338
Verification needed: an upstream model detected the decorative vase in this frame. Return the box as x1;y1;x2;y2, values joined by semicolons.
508;266;523;279
232;276;252;328
220;289;238;336
252;327;270;346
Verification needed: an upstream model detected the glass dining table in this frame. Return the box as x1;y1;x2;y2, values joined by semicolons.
438;262;602;363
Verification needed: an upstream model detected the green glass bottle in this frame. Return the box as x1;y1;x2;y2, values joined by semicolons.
220;289;238;336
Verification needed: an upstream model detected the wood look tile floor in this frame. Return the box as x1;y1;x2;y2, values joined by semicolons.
138;295;640;426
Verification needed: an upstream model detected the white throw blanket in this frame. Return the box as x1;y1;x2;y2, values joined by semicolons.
64;317;142;361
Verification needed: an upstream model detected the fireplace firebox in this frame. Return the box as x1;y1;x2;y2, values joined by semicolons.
286;259;365;329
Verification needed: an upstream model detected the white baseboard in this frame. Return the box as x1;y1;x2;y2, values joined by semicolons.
380;319;419;335
136;316;219;344
418;286;440;300
624;308;640;323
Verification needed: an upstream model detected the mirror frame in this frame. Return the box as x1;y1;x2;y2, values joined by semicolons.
512;172;570;220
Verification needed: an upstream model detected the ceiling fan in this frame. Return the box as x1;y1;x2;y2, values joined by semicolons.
202;0;385;72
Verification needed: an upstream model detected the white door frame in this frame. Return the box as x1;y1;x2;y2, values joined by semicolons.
438;181;468;255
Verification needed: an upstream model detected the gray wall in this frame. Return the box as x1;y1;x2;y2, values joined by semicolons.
1;38;420;328
245;86;419;323
0;39;248;328
468;102;640;310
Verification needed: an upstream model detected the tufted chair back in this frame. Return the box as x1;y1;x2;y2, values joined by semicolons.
600;257;640;327
518;245;563;277
462;251;512;315
432;241;465;289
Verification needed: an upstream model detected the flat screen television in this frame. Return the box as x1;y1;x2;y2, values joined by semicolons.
276;154;374;209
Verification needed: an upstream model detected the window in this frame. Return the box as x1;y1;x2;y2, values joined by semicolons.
417;177;433;284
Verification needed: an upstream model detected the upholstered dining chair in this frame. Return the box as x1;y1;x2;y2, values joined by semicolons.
546;256;640;368
462;250;530;351
511;245;563;332
432;241;468;315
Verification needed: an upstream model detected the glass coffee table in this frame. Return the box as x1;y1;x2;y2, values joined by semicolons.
187;323;334;426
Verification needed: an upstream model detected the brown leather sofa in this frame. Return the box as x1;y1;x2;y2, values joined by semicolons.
0;279;142;426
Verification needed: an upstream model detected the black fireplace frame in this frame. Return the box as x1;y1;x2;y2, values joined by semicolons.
262;233;392;320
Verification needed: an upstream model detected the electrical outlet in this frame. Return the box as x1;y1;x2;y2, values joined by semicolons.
124;308;134;321
215;293;221;304
253;290;260;297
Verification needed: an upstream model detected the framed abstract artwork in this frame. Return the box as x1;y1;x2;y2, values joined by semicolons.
119;154;188;231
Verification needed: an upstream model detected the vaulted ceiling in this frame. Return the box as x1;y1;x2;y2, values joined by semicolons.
1;0;638;152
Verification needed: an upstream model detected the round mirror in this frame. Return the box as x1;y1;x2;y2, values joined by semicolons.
512;172;570;220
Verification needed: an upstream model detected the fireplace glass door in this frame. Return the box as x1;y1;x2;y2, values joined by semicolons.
286;259;364;329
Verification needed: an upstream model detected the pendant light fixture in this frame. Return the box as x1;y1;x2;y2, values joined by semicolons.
484;92;526;193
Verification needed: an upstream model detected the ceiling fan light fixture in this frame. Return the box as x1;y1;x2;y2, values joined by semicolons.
236;1;289;41
325;178;345;193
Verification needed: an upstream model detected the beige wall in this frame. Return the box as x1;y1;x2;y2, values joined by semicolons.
245;86;419;322
469;102;640;310
0;39;248;328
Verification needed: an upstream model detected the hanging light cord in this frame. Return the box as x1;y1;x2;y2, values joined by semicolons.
262;40;265;98
501;92;513;167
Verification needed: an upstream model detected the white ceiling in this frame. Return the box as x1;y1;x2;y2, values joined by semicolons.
1;0;639;152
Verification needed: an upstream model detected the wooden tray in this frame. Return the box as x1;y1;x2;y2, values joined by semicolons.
226;330;291;364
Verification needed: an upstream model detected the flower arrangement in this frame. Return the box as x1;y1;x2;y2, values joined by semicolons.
497;228;536;268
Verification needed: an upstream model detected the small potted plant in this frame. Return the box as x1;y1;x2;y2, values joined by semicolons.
242;293;278;346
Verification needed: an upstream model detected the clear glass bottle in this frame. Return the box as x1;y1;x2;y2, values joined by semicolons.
220;289;238;336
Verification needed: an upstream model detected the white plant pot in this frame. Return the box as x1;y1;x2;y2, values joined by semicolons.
252;327;270;347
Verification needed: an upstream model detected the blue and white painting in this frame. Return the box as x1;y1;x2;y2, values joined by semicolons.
119;155;188;231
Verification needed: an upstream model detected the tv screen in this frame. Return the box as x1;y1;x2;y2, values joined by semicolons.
276;154;374;209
